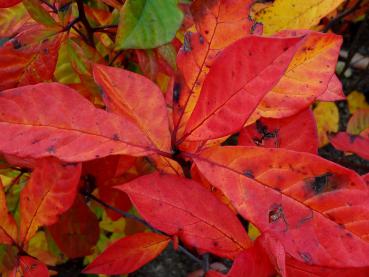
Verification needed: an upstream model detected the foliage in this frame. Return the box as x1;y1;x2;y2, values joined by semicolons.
0;0;368;276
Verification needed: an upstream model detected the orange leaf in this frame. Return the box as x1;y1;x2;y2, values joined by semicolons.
93;64;171;152
177;35;303;143
174;0;256;136
0;180;17;245
83;232;170;274
19;158;81;245
117;172;251;259
239;109;318;153
193;146;369;267
0;83;159;162
251;31;342;120
47;195;99;259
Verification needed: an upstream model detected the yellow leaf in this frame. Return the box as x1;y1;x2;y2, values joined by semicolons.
313;102;339;146
248;223;261;241
252;0;345;35
347;91;369;114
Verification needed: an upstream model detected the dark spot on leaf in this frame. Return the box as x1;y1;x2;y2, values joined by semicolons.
297;211;313;227
11;39;22;49
183;32;192;52
243;170;254;179
205;30;209;34
212;241;219;247
199;35;204;44
112;134;120;141
349;134;358;143
95;154;100;158
310;173;333;194
46;145;56;154
31;139;40;145
298;251;313;264
173;82;181;103
269;203;288;231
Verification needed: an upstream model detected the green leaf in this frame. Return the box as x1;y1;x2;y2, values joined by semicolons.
23;0;57;27
115;0;183;49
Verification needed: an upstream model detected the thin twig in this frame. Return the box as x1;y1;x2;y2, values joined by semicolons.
40;0;57;13
76;0;95;46
82;192;204;266
92;24;118;33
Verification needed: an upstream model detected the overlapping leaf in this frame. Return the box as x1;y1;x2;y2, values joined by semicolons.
0;3;31;38
48;196;100;258
0;0;21;8
0;83;160;161
317;75;345;102
250;31;342;120
314;102;339;146
239;109;318;153
83;232;170;274
330;132;369;161
93;64;171;152
117;172;251;259
193;146;369;267
177;35;303;143
20;158;81;245
115;0;183;49
9;256;49;277
174;0;255;136
252;0;345;34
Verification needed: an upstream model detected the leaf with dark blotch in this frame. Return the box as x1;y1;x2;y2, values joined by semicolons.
239;109;318;153
178;35;303;143
117;172;252;259
93;64;171;152
174;0;256;137
0;180;17;245
330;132;369;161
0;83;159;162
47;196;99;259
9;256;49;277
83;232;170;274
193;146;369;267
19;158;82;245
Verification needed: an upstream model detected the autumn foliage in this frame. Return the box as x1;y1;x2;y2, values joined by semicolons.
0;0;369;276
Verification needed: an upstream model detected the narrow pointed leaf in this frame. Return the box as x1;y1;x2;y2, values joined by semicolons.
193;146;369;267
117;172;251;259
0;83;158;162
23;0;57;26
174;0;255;135
251;31;342;120
178;35;303;143
115;0;183;49
20;158;82;245
239;109;318;153
0;181;17;244
252;0;345;35
83;232;170;274
93;64;171;152
47;196;99;258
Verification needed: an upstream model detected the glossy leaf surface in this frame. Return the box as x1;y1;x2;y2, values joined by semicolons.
0;83;158;162
117;172;251;259
83;232;170;274
193;146;369;267
20;158;81;245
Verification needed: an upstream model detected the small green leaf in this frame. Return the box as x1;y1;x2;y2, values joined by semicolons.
23;0;57;27
115;0;183;49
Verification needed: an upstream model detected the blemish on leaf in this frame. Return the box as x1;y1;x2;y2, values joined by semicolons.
297;211;313;227
269;203;288;231
199;35;204;44
46;145;56;154
183;32;192;52
310;173;333;194
11;39;22;49
349;134;358;143
112;134;120;141
243;170;254;179
298;251;313;264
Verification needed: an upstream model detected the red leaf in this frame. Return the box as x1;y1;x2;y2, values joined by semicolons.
0;180;17;244
239;109;318;153
177;35;303;143
93;64;171;152
0;0;21;8
193;146;369;267
10;256;49;277
0;83;158;162
19;158;81;245
330;132;369;160
317;75;346;101
0;27;63;90
47;195;99;259
83;232;170;274
117;172;251;259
